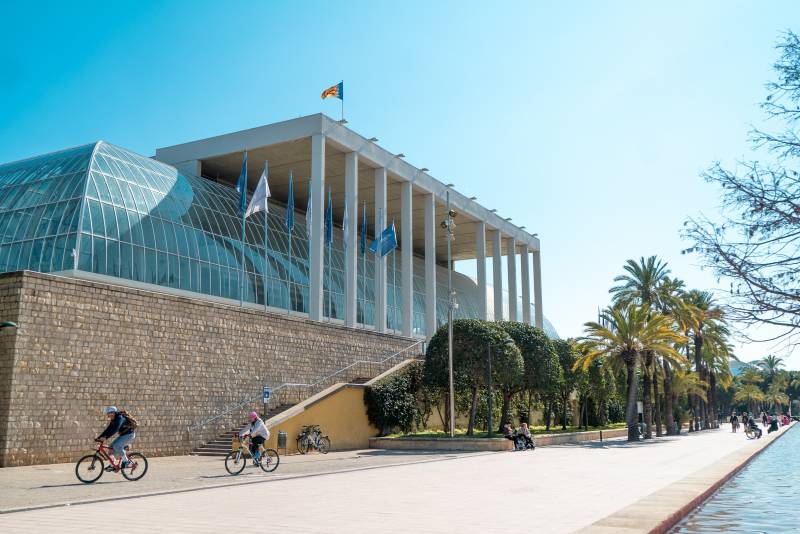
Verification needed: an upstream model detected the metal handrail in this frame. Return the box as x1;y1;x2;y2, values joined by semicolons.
187;340;424;432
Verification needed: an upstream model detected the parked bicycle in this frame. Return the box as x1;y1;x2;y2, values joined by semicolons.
75;441;148;483
297;424;330;454
224;434;280;475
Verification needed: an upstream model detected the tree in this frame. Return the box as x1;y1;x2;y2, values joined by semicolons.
423;319;523;434
758;355;786;381
734;384;766;415
497;322;560;432
684;32;800;346
553;339;581;430
577;303;687;441
610;255;671;438
684;290;726;429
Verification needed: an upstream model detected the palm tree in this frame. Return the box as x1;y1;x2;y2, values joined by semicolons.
610;256;670;438
734;384;766;415
684;290;724;430
758;355;786;381
699;321;733;428
577;303;687;441
671;368;708;431
656;277;691;435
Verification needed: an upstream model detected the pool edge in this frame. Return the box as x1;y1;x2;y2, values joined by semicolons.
573;422;795;534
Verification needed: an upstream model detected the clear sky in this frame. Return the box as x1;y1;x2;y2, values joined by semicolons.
2;1;798;366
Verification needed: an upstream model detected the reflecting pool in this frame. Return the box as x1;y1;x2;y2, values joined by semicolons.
670;423;799;533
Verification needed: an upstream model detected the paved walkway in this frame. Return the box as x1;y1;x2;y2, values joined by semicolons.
0;424;787;533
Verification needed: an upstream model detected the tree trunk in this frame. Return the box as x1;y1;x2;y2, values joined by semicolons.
708;372;717;429
467;384;479;436
654;358;663;437
561;392;568;430
662;359;676;435
642;353;653;439
625;356;639;442
545;398;552;431
499;389;513;433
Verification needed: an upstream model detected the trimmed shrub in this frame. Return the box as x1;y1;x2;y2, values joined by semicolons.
364;361;427;436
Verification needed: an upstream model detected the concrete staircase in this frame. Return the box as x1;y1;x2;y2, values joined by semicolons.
192;404;295;456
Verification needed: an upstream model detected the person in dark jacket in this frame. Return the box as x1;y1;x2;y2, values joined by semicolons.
96;406;135;470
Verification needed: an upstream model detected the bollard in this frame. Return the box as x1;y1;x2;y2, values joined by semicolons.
277;430;287;453
600;430;603;442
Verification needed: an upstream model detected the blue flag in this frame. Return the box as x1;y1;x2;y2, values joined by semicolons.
369;222;397;257
359;202;367;256
285;171;295;232
236;151;248;215
325;189;333;245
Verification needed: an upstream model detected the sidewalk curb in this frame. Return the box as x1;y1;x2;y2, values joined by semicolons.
0;450;497;515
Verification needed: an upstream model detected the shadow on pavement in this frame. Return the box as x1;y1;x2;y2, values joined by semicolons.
355;450;469;458
38;480;126;489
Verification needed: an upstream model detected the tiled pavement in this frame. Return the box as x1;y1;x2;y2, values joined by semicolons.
0;425;787;533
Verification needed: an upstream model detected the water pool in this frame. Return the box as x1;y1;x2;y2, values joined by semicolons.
670;423;799;533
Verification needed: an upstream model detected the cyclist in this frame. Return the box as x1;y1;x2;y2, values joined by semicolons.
239;411;270;462
96;406;136;470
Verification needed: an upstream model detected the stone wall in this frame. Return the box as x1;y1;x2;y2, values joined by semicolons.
0;271;416;466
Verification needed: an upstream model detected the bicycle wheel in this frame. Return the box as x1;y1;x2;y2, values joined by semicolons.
225;450;246;475
318;436;331;454
297;438;309;455
259;448;280;472
120;452;148;481
75;454;104;484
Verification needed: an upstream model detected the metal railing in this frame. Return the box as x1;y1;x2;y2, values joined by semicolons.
187;340;424;433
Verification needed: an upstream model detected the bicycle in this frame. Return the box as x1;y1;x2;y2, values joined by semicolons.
296;424;330;454
224;434;280;475
75;441;148;484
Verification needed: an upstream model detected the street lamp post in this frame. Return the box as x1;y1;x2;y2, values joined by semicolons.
487;345;493;438
444;190;457;438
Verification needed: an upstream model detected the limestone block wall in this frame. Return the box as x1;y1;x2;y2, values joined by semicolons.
0;271;415;466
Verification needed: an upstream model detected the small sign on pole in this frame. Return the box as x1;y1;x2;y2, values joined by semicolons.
262;386;271;418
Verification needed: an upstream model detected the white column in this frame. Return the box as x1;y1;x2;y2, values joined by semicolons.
309;134;325;321
475;221;487;320
521;247;531;324
533;249;544;329
374;168;387;333
400;181;413;337
492;230;503;321
507;237;517;322
424;193;437;338
344;152;358;327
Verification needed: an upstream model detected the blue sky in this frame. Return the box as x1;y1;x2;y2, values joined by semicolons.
2;1;798;366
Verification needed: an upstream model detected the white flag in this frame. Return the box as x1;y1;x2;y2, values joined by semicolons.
244;164;270;218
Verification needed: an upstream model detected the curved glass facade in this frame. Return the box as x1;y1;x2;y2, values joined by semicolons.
0;142;504;336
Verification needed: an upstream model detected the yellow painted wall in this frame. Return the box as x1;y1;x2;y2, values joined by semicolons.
261;385;378;455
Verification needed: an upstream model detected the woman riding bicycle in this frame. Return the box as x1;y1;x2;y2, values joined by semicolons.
239;411;270;461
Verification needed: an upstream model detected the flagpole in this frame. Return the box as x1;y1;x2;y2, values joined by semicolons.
392;238;397;333
288;226;292;316
240;212;246;307
264;161;269;311
362;206;366;329
340;80;344;121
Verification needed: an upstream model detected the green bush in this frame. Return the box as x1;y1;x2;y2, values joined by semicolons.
364;361;428;436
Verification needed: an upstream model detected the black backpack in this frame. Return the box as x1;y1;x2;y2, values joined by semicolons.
118;410;139;433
